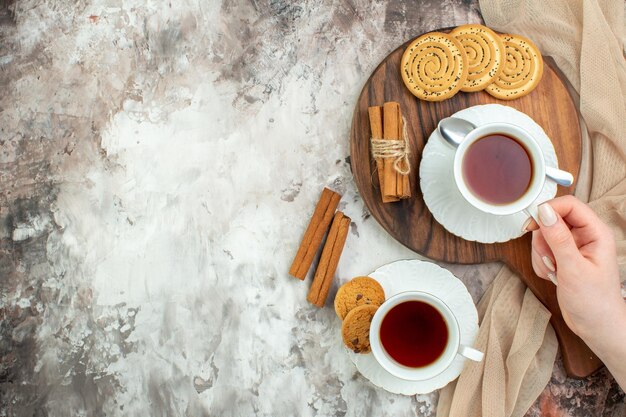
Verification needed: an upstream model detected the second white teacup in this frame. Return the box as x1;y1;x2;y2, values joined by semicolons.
369;291;483;381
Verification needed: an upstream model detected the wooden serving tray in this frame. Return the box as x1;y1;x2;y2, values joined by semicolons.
349;33;602;378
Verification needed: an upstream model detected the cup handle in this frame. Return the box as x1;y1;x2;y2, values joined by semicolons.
523;202;540;226
459;344;484;362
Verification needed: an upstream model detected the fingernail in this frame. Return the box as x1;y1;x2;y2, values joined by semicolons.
542;256;556;272
521;217;533;232
547;272;558;286
538;203;557;227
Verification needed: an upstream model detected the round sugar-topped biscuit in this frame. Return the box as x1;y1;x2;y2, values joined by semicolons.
450;24;505;92
485;34;543;100
401;32;468;101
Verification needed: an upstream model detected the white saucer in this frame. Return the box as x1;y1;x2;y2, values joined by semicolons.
419;104;558;243
346;260;479;395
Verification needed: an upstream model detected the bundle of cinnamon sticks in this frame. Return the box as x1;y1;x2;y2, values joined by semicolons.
289;187;350;308
368;102;411;203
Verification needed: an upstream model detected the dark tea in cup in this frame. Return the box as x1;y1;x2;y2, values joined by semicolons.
379;300;449;368
370;291;484;380
462;134;533;205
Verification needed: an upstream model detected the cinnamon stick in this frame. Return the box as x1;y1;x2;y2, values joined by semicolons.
289;187;341;280
307;212;351;307
368;106;398;203
382;102;400;200
400;169;411;198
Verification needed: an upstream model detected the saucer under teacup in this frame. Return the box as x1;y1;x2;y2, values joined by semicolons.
345;260;479;395
419;104;558;243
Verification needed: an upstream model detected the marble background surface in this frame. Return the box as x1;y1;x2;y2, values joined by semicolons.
1;0;624;416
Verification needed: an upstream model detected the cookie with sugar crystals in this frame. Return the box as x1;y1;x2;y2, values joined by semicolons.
342;304;378;354
485;34;543;100
450;24;505;92
334;276;385;320
400;32;468;101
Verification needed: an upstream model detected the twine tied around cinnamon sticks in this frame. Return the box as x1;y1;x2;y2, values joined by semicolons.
370;116;411;176
368;102;412;202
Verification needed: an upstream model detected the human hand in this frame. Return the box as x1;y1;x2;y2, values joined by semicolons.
528;196;623;339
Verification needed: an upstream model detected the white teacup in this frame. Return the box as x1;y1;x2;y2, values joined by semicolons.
369;291;483;381
452;123;546;219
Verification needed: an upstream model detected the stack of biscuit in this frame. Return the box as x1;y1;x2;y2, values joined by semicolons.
334;277;386;353
400;24;543;101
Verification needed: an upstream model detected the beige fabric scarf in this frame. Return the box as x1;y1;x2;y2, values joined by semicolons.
437;1;626;416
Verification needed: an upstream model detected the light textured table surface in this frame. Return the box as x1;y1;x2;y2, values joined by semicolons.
0;0;623;416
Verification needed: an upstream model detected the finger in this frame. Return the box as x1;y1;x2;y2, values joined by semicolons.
524;195;588;228
523;217;539;232
548;196;616;255
537;202;584;265
531;245;550;278
545;195;605;230
523;194;589;232
576;229;617;266
531;246;558;285
532;231;556;272
536;226;592;253
534;221;609;268
570;226;601;249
